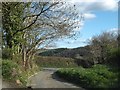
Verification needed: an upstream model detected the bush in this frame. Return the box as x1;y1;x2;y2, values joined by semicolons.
56;64;119;88
2;60;19;80
2;59;40;86
107;47;120;67
12;54;22;65
2;48;13;60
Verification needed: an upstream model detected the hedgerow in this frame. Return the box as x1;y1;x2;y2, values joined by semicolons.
56;64;119;88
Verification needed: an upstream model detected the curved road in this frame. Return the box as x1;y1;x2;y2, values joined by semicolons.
27;68;85;89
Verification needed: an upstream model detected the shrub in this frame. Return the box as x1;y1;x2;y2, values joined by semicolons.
56;64;119;88
2;59;40;86
107;47;120;67
2;60;19;80
2;48;13;60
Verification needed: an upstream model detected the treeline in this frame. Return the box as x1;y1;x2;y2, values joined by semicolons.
39;31;120;68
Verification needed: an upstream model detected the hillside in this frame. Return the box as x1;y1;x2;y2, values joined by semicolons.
38;45;92;59
37;45;94;68
38;48;68;56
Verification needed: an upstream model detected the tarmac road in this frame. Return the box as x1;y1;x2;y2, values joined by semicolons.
27;68;85;89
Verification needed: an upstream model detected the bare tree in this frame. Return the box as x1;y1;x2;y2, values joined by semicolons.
2;2;82;69
88;31;118;64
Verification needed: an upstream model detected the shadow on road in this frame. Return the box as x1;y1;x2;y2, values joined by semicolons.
52;73;68;83
52;72;86;90
51;72;81;88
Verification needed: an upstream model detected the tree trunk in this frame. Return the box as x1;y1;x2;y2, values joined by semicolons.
22;33;28;70
27;53;34;69
22;45;26;68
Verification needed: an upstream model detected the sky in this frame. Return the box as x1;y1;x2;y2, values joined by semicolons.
53;0;119;49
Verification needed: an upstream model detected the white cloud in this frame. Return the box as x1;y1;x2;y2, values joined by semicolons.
63;38;87;44
83;13;96;19
68;0;118;11
64;38;88;48
64;0;118;31
108;28;118;34
66;0;118;17
85;0;118;11
58;0;118;32
109;28;118;31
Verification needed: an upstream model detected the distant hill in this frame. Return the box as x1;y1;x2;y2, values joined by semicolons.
38;45;92;59
37;45;94;68
38;48;68;56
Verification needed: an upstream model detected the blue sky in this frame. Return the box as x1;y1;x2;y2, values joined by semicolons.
53;0;118;49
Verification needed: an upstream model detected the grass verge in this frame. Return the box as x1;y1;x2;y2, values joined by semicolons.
2;59;40;87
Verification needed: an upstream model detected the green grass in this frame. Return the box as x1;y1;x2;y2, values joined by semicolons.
56;64;119;88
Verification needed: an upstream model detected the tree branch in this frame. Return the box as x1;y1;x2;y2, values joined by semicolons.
26;33;56;56
13;2;59;37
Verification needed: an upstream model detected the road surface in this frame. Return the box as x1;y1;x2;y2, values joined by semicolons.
27;68;85;89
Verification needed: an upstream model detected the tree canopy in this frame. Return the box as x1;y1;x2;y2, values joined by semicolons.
2;2;82;69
